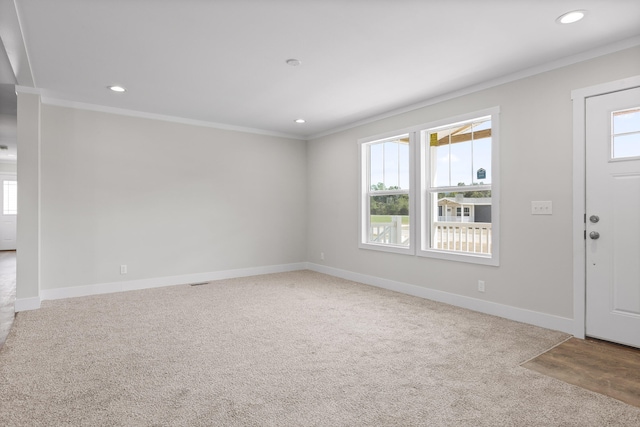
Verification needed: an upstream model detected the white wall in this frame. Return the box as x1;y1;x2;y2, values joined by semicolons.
16;91;40;303
307;46;640;322
0;162;16;173
39;106;307;290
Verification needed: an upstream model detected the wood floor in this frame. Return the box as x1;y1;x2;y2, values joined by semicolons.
523;337;640;408
0;250;16;347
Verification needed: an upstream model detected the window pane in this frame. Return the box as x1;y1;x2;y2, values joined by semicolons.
612;108;640;159
472;136;492;184
370;142;384;188
613;108;640;134
431;141;450;187
398;140;410;189
429;118;491;187
613;133;640;159
450;139;473;186
431;191;491;254
369;194;410;246
383;141;399;188
3;180;17;215
368;137;410;191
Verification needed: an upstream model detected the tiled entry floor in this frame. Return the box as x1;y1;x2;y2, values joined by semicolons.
523;337;640;408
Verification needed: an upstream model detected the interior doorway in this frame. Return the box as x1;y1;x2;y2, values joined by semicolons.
0;174;17;250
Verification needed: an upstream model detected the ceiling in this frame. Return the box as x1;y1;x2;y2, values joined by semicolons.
1;0;640;140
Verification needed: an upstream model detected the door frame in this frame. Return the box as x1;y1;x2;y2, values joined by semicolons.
572;75;640;339
0;172;18;250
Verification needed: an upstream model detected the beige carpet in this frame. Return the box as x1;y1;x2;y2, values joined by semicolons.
1;271;639;426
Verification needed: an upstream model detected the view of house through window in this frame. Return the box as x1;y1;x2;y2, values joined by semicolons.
424;116;493;256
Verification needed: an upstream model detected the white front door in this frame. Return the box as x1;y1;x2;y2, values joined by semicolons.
585;86;640;348
0;176;17;251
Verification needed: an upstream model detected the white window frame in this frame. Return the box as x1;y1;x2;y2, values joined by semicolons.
358;131;416;255
2;179;17;215
417;107;500;266
358;107;499;265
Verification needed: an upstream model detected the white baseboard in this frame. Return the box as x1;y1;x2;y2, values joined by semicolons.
15;297;41;312
307;263;574;335
39;262;308;302
19;262;574;335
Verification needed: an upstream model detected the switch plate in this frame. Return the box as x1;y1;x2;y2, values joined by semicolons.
120;264;127;274
531;201;552;215
478;280;485;292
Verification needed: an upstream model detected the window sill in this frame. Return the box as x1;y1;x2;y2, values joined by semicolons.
418;248;499;266
358;242;415;256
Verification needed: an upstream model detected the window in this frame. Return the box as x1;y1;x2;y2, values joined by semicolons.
3;180;17;215
359;134;414;254
612;107;640;159
420;112;498;265
359;107;499;265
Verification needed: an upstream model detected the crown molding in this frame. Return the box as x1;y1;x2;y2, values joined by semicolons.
306;35;640;140
49;97;304;140
13;87;304;140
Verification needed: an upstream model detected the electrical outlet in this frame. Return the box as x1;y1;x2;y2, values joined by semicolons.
320;252;325;261
478;280;485;292
120;264;127;274
531;201;552;215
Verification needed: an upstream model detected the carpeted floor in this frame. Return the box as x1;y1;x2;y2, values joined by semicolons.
1;271;639;426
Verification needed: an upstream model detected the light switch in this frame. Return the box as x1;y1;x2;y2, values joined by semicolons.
531;201;552;215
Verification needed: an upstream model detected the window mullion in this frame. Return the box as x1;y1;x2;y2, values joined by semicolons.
471;121;475;184
448;133;452;187
429;184;491;193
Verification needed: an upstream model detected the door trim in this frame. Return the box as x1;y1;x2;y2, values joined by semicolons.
572;75;640;339
0;173;18;251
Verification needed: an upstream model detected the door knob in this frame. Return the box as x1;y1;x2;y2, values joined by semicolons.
589;231;600;240
589;215;600;223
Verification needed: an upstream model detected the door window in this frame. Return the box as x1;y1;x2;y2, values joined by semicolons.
2;181;17;215
612;107;640;159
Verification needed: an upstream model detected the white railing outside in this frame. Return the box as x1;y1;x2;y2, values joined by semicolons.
368;218;491;253
370;216;410;245
432;221;491;254
437;216;473;223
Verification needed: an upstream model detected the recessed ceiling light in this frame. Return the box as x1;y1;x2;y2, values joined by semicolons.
557;10;587;24
108;85;126;92
294;118;306;124
286;58;302;67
